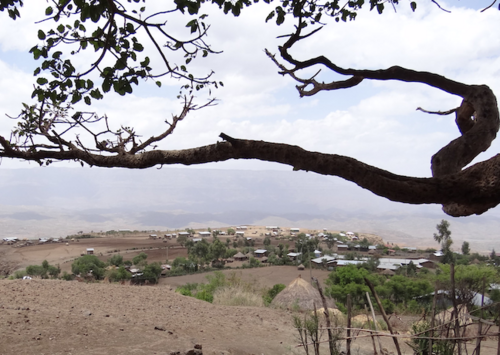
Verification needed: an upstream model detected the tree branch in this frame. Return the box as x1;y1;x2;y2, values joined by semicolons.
2;133;500;216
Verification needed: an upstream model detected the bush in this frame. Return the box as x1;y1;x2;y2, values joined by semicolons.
195;290;214;303
132;252;148;265
26;265;47;278
14;270;27;279
106;266;131;282
381;299;395;315
407;300;422;314
71;255;106;280
61;271;74;281
108;254;124;267
263;283;286;305
142;262;162;283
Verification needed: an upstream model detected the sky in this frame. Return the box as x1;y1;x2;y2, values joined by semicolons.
0;0;499;176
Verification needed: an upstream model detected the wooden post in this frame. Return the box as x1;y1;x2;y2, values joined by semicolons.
347;294;352;355
364;304;378;355
475;277;486;355
312;277;335;355
497;327;500;355
365;278;402;355
366;292;383;354
429;284;438;355
450;263;462;355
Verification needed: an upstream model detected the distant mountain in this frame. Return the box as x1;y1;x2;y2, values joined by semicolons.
0;167;499;253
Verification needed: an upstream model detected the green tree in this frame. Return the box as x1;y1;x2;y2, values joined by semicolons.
209;238;227;262
71;255;106;280
177;234;188;247
227;228;236;236
461;241;470;256
108;254;124;267
434;220;451;247
325;265;373;307
47;265;60;278
142;262;162;283
132;252;148;266
433;220;453;260
263;236;271;247
189;239;211;265
436;264;498;306
324;233;336;250
26;265;47;278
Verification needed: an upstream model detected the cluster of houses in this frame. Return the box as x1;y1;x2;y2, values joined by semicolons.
1;237;64;247
232;247;438;273
309;254;437;273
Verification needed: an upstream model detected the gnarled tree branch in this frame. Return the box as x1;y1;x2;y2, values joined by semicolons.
2;132;500;216
264;17;500;216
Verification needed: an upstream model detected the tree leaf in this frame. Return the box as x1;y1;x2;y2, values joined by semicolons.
37;30;46;40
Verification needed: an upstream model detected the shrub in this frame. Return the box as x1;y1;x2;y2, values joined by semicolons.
108;254;124;267
195;290;214;303
407;300;422;314
71;255;106;279
381;299;395;315
132;252;148;265
61;271;74;281
263;283;286;306
26;265;47;278
14;269;27;279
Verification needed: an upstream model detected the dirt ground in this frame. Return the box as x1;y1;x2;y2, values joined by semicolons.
1;231;499;355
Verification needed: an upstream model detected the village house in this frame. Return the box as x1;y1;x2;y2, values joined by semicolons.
233;252;247;261
198;231;211;238
311;255;336;267
337;244;348;253
287;252;301;261
86;248;94;255
254;249;267;258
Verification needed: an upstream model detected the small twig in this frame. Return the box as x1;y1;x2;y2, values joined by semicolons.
431;0;451;13
481;0;497;12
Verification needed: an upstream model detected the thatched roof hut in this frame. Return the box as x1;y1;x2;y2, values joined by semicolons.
234;252;247;261
271;275;335;311
297;264;305;270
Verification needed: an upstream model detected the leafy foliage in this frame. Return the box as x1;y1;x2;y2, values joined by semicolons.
71;254;106;279
108;254;124;267
23;259;60;279
263;283;286;305
132;252;148;265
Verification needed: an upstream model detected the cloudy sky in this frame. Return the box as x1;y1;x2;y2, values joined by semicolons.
0;0;498;176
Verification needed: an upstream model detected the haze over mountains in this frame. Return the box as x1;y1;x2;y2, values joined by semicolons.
0;167;499;253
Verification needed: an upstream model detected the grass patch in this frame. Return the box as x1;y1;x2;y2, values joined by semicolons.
213;286;265;307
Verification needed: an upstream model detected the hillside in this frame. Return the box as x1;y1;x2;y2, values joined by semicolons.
0;279;297;355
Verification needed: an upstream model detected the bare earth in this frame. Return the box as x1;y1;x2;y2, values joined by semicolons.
1;232;499;355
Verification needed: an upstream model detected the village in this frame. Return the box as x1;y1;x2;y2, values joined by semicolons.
1;223;499;355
